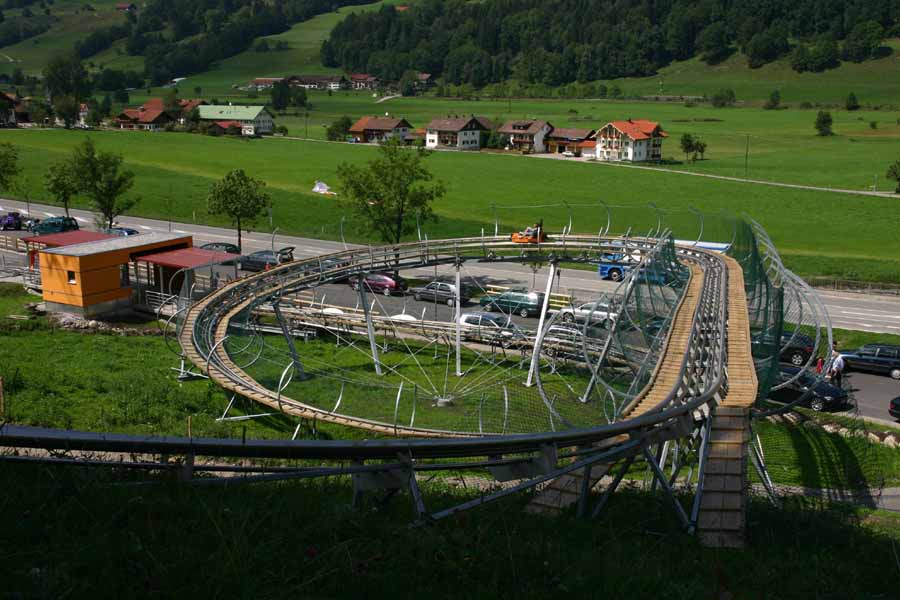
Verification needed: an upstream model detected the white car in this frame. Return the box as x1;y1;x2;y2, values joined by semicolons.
456;312;525;342
556;301;617;324
562;150;575;157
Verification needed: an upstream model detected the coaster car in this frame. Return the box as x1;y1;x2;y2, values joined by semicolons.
510;220;547;243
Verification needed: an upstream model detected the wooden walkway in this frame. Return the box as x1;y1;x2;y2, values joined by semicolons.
696;255;758;548
526;263;705;515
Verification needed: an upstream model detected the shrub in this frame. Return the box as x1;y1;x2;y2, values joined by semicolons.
711;88;736;108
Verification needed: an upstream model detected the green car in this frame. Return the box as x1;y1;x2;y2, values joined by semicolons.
479;288;545;318
30;216;79;235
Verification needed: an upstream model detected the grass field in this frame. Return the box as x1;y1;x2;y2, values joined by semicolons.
611;40;900;106
2;462;899;598
2;128;900;282
0;0;127;78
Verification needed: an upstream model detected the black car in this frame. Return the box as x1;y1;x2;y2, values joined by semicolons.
769;366;848;412
201;242;241;254
779;330;815;366
842;344;900;380
890;397;900;420
412;281;469;306
240;247;295;272
304;256;351;281
30;216;79;235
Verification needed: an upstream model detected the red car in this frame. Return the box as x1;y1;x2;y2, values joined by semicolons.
349;272;408;296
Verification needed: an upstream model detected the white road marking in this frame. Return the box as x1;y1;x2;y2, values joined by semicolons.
139;225;152;230
74;216;88;223
43;211;56;217
837;310;900;320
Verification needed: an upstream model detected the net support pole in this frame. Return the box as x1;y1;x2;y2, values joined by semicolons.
455;257;463;377
272;300;305;379
526;258;557;387
357;274;383;376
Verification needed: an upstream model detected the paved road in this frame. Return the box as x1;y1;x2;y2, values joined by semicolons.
4;197;899;332
841;372;900;424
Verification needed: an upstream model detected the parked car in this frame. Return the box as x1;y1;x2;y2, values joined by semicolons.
561;150;575;157
890;396;900;420
200;242;241;254
557;300;617;324
240;247;295;272
103;227;140;237
304;256;351;280
778;330;815;366
349;272;408;296
412;281;469;306
29;216;79;235
769;366;848;412
842;344;900;380
0;212;23;230
457;312;525;342
479;288;545;317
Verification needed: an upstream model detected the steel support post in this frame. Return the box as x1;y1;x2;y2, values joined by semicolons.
591;454;637;519
272;300;305;379
526;258;557;387
357;274;383;376
643;445;690;529
455;258;462;376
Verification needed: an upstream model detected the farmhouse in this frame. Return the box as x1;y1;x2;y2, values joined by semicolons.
497;119;553;153
545;127;596;156
248;77;284;90
197;105;275;135
117;106;173;131
348;116;412;143
424;116;487;150
115;2;137;11
349;73;379;90
289;75;348;90
415;72;433;89
593;119;667;162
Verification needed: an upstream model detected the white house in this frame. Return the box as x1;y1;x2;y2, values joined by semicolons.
424;116;487;150
198;105;275;135
497;119;553;153
593;119;667;162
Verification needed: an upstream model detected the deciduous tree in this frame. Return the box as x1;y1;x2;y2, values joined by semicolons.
206;169;270;252
337;138;445;246
815;111;833;136
886;158;900;193
0;142;20;193
69;138;137;228
44;159;78;216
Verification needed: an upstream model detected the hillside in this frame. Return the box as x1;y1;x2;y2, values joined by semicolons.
0;0;128;78
611;40;900;106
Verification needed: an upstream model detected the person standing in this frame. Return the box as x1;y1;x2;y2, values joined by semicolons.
830;350;845;388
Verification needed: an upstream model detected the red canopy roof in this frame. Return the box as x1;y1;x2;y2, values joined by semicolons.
24;230;114;247
136;247;239;269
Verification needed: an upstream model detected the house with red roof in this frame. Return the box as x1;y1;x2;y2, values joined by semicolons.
0;92;15;127
117;105;174;131
545;127;596;156
348;116;413;143
497;119;553;153
592;119;667;162
349;73;379;90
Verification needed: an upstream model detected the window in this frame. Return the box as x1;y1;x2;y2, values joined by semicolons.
67;270;76;284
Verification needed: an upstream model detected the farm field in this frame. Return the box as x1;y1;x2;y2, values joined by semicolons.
2;128;900;282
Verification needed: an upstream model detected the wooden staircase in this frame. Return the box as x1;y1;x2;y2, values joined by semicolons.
696;255;758;549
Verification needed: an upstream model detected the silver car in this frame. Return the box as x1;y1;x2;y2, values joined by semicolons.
556;301;616;324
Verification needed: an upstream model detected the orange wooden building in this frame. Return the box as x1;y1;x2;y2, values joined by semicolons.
37;233;192;316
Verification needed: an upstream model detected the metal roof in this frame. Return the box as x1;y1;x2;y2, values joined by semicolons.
23;230;114;247
135;247;239;269
42;232;190;257
198;105;269;121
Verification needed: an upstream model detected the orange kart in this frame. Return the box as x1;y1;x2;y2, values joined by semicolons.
510;230;548;243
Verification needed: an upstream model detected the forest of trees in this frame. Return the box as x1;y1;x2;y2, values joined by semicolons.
119;0;372;85
321;0;900;87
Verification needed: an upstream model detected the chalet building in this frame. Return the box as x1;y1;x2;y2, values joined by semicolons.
248;77;285;90
289;75;348;90
497;119;553;153
117;106;173;131
545;127;596;156
348;116;412;143
115;3;137;11
415;72;433;89
593;119;667;162
349;73;379;90
177;98;208;123
197;105;275;136
424;116;487;150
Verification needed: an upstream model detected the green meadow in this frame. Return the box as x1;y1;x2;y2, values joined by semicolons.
2;128;899;281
